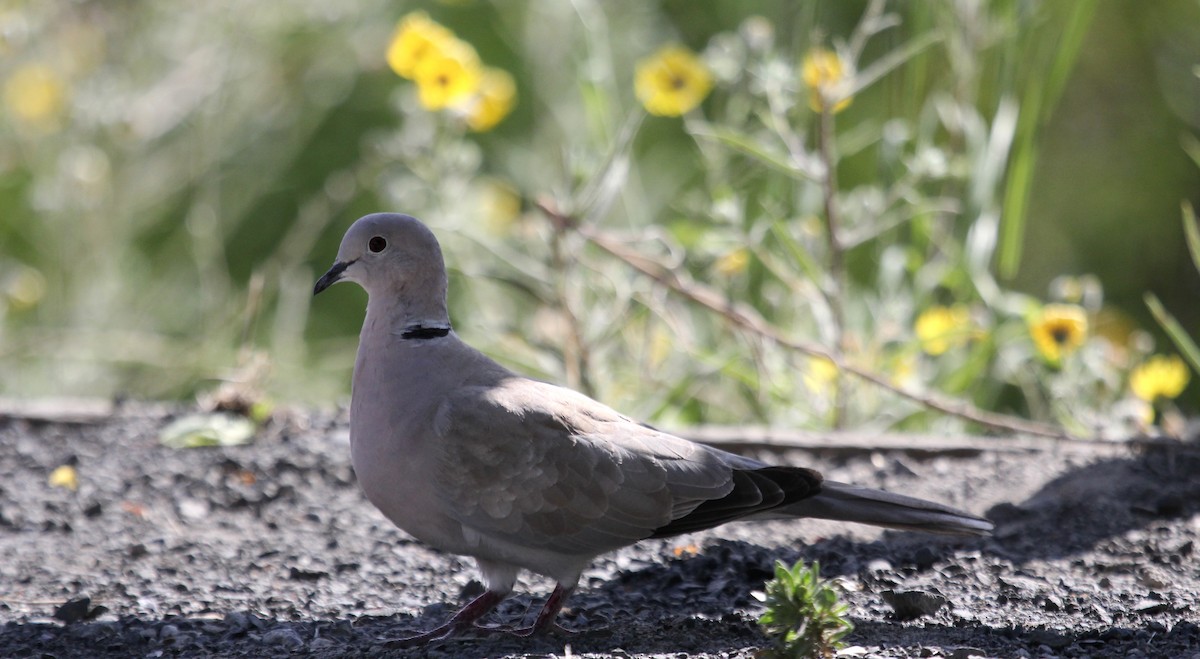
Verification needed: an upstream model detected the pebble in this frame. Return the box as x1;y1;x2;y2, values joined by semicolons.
866;558;893;573
53;597;92;624
223;611;250;632
262;627;304;648
177;498;209;521
881;589;947;620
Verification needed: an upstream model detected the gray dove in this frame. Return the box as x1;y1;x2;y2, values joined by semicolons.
312;212;992;644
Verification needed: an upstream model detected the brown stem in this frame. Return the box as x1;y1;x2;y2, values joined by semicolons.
536;199;1068;439
549;217;593;398
817;104;849;428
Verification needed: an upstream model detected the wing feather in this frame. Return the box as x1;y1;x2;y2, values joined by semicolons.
432;376;823;556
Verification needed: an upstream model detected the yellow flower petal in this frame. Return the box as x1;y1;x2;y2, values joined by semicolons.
49;464;78;491
465;67;516;132
914;305;972;356
385;11;456;80
714;248;750;276
4;64;68;131
4;263;47;310
801;47;852;114
1130;354;1191;401
1029;304;1088;364
635;45;713;117
414;40;482;110
803;357;839;396
478;178;522;234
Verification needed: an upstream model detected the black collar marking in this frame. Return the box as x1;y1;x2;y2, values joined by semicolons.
401;324;452;340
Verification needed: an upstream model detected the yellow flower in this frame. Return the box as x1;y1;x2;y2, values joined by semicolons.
714;248;750;276
914;305;972;356
889;352;918;387
1130;355;1191;401
803;357;839;396
635;45;713;117
478;178;522;234
414;40;482;110
4;64;68;131
1029;304;1088;364
3;263;47;310
801;47;852;114
648;324;674;369
465;67;516;132
386;12;456;80
48;464;78;491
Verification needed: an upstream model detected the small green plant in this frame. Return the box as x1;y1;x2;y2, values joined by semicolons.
757;560;854;659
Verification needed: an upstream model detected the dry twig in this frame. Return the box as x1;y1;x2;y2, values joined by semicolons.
536;199;1069;439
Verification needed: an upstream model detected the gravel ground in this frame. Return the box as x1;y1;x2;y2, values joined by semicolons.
1;402;1198;658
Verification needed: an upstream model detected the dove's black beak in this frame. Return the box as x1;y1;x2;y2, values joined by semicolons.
313;259;354;296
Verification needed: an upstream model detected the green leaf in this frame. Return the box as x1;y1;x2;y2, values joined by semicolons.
997;91;1038;279
1182;201;1200;273
998;1;1098;278
160;413;257;449
1145;293;1200;376
1183;132;1200;171
690;125;820;182
847;31;943;97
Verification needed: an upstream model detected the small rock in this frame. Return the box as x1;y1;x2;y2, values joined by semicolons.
949;648;987;659
939;564;966;578
1132;598;1170;615
159;624;179;641
1090;604;1113;624
986;502;1028;523
311;637;337;650
177;498;208;521
459;579;486;600
288;566;328;581
881;590;947;620
1026;628;1070;649
1137;568;1170;590
54;597;92;624
262;627;304;648
912;547;938;571
866;558;893;573
224;611;250;633
1155;494;1185;517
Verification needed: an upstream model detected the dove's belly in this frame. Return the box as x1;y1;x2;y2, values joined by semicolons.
348;429;458;548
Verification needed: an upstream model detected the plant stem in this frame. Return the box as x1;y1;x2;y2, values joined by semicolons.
538;199;1070;439
548;213;594;398
817;106;849;429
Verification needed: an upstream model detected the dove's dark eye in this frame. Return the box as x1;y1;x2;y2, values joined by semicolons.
368;236;387;253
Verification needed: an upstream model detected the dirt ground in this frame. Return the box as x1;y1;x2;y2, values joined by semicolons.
1;400;1198;658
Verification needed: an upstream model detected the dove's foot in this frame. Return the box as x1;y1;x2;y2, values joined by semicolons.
463;582;580;639
504;582;577;637
382;626;456;648
496;621;579;638
381;589;505;648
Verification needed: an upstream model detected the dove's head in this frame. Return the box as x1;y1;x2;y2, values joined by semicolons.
314;213;449;319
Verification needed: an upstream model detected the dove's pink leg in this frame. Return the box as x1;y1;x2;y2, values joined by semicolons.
508;583;577;637
384;589;506;647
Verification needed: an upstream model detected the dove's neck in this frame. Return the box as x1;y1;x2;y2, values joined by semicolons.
364;292;451;343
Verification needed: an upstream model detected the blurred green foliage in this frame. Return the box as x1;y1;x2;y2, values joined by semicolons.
1;0;1197;435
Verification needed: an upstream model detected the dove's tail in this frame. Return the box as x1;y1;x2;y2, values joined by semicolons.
782;481;993;536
